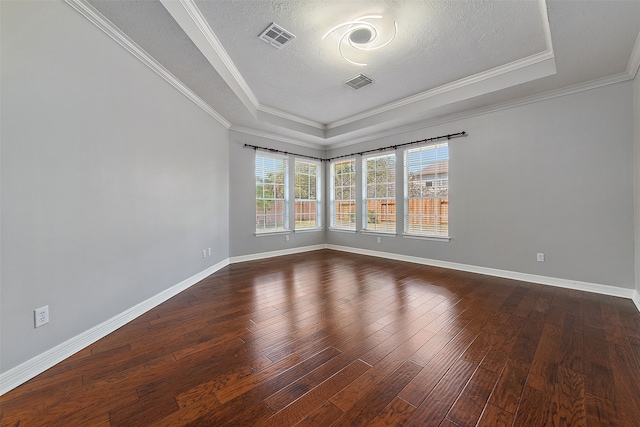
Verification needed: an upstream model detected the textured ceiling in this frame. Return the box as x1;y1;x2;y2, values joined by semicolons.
196;0;547;124
84;0;639;148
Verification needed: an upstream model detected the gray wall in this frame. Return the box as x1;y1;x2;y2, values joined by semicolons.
326;81;636;289
1;1;229;373
228;131;326;257
2;0;637;381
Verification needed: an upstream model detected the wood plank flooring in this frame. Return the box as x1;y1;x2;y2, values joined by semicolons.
2;249;640;426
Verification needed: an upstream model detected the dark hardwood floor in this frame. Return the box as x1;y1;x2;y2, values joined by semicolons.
2;249;640;426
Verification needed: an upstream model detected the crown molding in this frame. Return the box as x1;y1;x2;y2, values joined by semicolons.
627;31;640;78
57;0;584;151
326;72;633;150
229;125;326;150
65;0;638;146
165;0;561;138
539;0;554;55
159;0;258;119
257;105;325;130
234;70;632;151
169;0;260;109
325;0;554;132
161;0;328;134
327;50;555;130
65;0;231;129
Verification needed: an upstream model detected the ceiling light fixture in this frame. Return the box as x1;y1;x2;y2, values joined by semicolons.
322;15;397;66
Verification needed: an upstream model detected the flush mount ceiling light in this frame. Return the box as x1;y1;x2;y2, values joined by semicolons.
322;15;397;66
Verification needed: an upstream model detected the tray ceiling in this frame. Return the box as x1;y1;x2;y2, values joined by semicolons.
81;0;640;147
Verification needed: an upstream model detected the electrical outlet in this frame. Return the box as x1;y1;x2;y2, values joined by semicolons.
208;248;211;256
34;306;49;328
285;235;289;242
202;249;206;258
377;237;381;243
537;253;545;262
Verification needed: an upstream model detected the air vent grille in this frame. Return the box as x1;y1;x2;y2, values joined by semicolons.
344;74;374;89
259;23;295;49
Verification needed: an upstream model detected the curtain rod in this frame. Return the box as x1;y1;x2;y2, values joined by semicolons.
244;131;467;162
243;144;326;162
326;131;466;161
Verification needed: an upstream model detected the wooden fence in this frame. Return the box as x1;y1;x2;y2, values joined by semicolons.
333;199;448;226
257;199;448;227
256;201;318;226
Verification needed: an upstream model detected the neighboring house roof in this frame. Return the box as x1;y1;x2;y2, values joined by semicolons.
416;161;449;179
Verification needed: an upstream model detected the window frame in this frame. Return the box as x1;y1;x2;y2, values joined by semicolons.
255;152;289;234
403;142;450;240
294;158;322;231
362;152;397;234
330;158;357;231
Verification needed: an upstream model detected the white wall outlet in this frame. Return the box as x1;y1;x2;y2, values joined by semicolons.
208;248;211;256
202;249;206;258
537;253;545;262
285;235;290;242
34;306;49;328
377;237;381;243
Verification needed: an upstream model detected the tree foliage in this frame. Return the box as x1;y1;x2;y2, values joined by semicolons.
333;160;355;200
365;156;395;199
256;170;285;213
295;161;317;200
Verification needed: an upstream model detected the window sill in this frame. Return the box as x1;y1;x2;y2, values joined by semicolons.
402;233;451;242
294;228;323;234
361;230;397;237
255;230;290;237
329;227;356;234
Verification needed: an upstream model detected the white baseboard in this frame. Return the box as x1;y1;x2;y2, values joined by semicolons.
229;244;327;264
325;245;637;300
0;244;326;396
3;245;637;396
0;258;229;396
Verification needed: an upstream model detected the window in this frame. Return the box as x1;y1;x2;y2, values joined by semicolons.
294;159;321;230
404;142;449;237
330;159;356;229
255;153;288;233
363;153;396;232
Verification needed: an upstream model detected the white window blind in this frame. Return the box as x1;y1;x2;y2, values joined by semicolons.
295;159;321;230
404;142;449;237
330;159;356;229
363;153;396;232
255;153;288;233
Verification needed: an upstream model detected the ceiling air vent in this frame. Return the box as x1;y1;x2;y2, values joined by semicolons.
259;23;295;49
344;74;374;90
